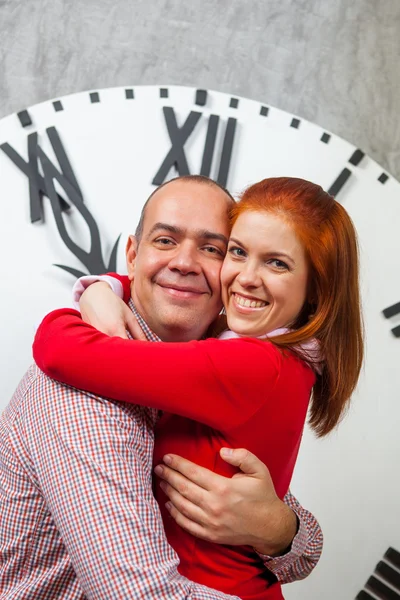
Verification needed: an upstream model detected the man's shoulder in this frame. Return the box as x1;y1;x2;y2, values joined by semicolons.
3;363;157;433
2;364;42;423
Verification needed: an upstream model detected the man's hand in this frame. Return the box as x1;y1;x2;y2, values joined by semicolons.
80;282;146;340
154;447;298;557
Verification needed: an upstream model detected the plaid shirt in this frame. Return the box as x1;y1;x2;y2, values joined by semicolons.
0;302;321;599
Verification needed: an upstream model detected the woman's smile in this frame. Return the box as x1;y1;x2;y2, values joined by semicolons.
231;292;270;311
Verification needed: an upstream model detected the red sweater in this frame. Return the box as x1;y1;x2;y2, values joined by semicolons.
33;279;315;600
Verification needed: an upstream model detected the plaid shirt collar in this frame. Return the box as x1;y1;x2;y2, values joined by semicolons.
128;299;161;342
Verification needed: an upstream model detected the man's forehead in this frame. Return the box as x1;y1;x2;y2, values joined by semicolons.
143;181;231;230
150;180;231;205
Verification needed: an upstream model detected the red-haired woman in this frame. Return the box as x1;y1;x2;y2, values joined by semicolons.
34;177;364;599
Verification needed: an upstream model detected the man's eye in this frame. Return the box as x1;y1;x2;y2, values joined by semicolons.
203;246;224;256
155;237;173;245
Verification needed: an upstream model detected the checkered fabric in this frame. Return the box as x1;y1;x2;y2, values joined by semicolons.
0;301;321;599
0;304;238;599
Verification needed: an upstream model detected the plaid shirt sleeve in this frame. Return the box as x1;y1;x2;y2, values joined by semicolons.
16;368;238;600
256;490;323;583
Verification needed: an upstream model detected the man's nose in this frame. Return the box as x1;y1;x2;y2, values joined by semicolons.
168;242;201;275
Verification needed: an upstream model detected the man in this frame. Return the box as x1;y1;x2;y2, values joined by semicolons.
0;176;322;599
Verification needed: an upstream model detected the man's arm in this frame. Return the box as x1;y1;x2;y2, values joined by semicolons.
25;369;238;600
259;489;323;584
154;448;323;584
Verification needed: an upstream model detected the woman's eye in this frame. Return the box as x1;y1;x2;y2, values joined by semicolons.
269;259;289;270
228;246;246;257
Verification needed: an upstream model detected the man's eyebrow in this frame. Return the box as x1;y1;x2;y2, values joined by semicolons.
147;223;228;245
147;223;183;237
199;230;229;245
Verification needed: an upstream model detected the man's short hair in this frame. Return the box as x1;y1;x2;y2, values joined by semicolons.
134;175;235;242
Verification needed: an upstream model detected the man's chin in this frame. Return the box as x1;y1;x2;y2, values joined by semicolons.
156;307;214;341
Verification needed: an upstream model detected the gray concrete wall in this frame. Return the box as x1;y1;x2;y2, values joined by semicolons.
1;0;399;177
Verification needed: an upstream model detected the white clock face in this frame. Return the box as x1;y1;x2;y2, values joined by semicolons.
0;85;399;599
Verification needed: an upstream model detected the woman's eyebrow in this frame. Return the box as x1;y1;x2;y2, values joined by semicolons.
229;237;295;263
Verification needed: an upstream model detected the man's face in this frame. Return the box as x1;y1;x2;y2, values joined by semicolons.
127;180;231;342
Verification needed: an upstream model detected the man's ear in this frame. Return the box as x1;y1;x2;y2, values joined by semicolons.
126;235;138;281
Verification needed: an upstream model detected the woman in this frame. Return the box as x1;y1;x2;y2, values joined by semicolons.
34;177;363;599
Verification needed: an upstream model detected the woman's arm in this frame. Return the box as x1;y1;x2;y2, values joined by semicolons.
33;309;281;432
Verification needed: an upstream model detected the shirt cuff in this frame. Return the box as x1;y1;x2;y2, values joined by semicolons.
72;275;124;310
256;509;307;574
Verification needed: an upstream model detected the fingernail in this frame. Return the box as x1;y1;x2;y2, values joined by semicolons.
163;455;172;465
220;447;233;457
154;465;163;476
160;481;166;492
165;501;172;512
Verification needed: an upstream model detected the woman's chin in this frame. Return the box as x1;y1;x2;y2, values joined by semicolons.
226;317;261;338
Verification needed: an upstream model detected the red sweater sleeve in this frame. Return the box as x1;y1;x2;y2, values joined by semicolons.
33;309;282;432
106;273;131;303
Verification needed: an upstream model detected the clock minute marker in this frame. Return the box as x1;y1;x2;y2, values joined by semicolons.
378;173;389;184
348;149;365;166
53;100;64;112
89;92;100;104
17;109;33;128
195;89;207;107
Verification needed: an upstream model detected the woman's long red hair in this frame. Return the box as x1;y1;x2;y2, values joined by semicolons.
231;177;364;437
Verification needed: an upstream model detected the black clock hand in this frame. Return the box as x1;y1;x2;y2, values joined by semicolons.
0;128;71;223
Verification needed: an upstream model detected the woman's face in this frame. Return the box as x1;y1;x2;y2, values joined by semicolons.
221;210;309;337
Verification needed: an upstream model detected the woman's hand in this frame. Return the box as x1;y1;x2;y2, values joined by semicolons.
79;282;147;340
